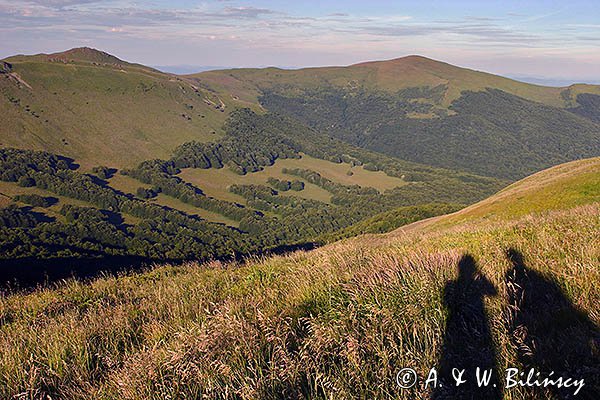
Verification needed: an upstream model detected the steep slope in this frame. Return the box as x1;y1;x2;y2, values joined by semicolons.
195;56;600;180
0;48;246;168
0;158;597;399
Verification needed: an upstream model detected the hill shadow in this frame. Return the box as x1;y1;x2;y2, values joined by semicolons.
433;254;501;399
505;248;600;399
0;254;155;293
0;240;319;294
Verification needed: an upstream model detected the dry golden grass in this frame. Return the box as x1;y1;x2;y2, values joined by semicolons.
1;200;597;399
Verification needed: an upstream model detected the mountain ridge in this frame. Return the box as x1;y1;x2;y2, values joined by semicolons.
5;48;600;94
2;47;599;179
193;53;600;108
5;47;137;69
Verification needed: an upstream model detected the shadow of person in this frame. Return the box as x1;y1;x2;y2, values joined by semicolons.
505;248;600;399
433;254;501;400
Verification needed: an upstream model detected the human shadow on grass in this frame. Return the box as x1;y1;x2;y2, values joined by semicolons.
432;254;502;400
505;248;600;399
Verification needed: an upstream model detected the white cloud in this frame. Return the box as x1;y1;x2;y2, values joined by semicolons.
0;1;598;80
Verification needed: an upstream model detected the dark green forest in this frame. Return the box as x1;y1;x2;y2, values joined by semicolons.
260;87;600;179
0;109;506;275
569;93;600;123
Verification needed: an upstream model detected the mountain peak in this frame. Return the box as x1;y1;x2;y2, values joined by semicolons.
45;47;126;65
350;55;454;72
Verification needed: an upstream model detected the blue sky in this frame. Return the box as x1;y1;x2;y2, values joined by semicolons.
1;0;599;80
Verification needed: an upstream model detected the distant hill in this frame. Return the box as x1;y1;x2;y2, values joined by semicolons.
13;47;133;67
153;65;230;74
506;74;600;87
195;55;600;179
194;55;600;107
2;49;599;177
0;48;244;168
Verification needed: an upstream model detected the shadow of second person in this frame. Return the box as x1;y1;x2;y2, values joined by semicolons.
505;248;600;399
433;254;501;400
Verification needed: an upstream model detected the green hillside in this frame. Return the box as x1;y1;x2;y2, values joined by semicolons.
0;158;597;399
0;48;243;168
0;108;504;274
4;48;598;179
195;56;600;180
415;156;600;229
194;55;567;106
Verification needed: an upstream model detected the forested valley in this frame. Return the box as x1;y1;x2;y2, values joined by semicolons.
0;109;505;285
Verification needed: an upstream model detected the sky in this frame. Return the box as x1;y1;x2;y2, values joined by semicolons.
1;0;599;82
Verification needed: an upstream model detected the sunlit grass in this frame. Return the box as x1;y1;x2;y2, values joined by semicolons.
0;201;597;399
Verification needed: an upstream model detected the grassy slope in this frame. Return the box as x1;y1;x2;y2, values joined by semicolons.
0;161;597;398
0;48;240;169
193;55;599;108
396;156;600;233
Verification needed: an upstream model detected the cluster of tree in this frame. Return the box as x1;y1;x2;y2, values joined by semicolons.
18;177;36;187
13;194;57;208
122;159;255;221
282;168;379;197
230;184;363;241
0;149;262;261
136;187;158;199
92;166;116;179
266;177;304;192
0;201;260;262
568;93;600;124
0;205;45;229
259;85;441;145
171;117;300;174
0;148;74;182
